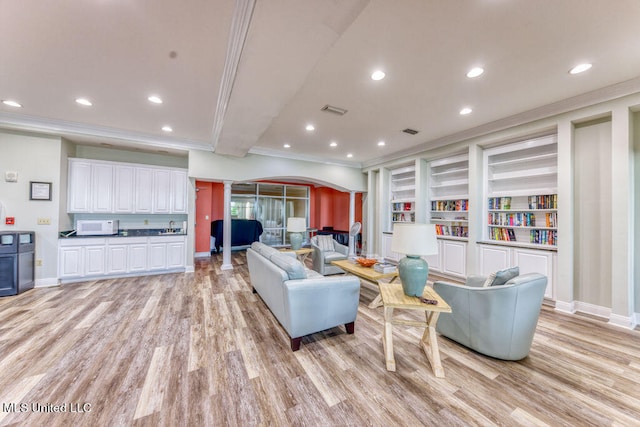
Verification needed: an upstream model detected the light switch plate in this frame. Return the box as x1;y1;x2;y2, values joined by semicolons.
5;171;18;182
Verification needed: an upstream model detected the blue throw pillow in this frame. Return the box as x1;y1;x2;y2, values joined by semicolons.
492;266;519;286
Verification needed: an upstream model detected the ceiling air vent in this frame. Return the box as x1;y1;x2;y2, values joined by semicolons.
402;128;419;135
321;104;348;116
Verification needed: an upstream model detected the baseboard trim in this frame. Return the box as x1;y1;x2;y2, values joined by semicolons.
194;252;211;258
35;278;61;288
608;313;636;330
554;300;575;314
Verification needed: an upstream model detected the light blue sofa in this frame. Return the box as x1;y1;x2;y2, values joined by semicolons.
433;273;547;360
246;242;361;351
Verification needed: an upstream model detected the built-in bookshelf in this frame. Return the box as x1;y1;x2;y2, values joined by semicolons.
484;135;558;249
428;154;469;240
390;164;416;224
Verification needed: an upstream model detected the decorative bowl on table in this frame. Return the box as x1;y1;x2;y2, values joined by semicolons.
356;258;377;268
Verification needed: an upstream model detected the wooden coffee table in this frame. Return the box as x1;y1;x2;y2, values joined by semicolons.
330;259;398;308
378;281;452;378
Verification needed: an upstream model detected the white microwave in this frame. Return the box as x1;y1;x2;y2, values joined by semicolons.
76;220;119;236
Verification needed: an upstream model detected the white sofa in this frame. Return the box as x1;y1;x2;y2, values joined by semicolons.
246;242;361;351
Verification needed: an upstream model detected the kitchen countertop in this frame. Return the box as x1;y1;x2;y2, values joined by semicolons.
59;229;186;238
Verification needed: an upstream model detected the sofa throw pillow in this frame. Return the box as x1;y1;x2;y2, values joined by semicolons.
316;235;335;252
482;272;497;287
269;253;306;280
492;266;519;286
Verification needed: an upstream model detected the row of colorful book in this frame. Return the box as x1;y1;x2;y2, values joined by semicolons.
530;229;557;245
435;224;468;237
487;197;511;210
528;194;557;210
431;199;468;211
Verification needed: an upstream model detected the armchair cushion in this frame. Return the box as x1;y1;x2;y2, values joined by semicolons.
492;266;519;286
482;272;497;287
316;235;335;251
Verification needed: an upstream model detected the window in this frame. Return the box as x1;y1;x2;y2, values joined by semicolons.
231;183;309;246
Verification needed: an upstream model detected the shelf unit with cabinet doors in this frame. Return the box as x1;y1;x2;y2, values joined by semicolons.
428;154;469;241
483;135;558;250
390;164;416;224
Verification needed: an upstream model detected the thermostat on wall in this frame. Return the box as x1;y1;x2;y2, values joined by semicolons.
4;171;18;182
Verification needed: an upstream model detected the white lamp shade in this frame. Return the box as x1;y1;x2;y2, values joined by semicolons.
287;217;307;232
391;223;438;256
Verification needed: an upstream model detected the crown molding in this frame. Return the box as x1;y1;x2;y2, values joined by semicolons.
210;0;256;150
362;75;640;169
248;146;362;169
0;111;212;152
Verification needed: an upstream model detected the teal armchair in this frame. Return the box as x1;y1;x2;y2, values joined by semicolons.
433;273;547;360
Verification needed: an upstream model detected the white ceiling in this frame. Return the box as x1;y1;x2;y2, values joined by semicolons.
2;0;640;167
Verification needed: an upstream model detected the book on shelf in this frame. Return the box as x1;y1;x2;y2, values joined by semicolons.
488;197;511;210
435;224;468;237
431;199;468;211
527;194;558;209
374;263;398;274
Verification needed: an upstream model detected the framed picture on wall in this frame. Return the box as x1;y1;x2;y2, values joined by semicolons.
30;181;52;201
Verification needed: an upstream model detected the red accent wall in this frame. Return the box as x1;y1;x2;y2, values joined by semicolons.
195;180;362;251
194;181;224;253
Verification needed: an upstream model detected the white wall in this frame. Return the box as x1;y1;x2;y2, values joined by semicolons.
0;130;64;285
189;150;367;192
573;119;612;307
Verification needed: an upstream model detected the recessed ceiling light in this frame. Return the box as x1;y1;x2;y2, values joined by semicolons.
371;70;386;81
148;95;163;104
2;100;22;108
283;144;291;148
330;141;337;147
569;63;592;74
162;126;173;132
75;98;92;106
305;124;315;131
347;153;353;158
459;107;473;115
466;67;484;78
378;141;386;146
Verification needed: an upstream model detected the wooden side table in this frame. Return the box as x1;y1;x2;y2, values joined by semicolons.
279;247;314;263
378;281;452;378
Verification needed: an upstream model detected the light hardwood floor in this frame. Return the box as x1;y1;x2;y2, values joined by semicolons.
1;251;639;426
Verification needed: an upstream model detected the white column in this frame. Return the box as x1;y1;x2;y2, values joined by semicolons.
610;105;635;328
348;191;356;257
365;170;378;256
555;119;575;313
221;180;233;270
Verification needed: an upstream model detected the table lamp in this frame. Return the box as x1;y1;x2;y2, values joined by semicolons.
391;223;438;297
287;217;306;250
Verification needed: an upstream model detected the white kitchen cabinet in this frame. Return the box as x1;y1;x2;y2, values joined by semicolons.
67;158;188;214
441;239;467;277
147;241;168;271
58;235;185;281
152;169;172;214
107;244;128;275
134;167;154;213
113;165;135;213
171;169;188;213
91;163;114;213
478;243;555;299
128;241;148;272
67;160;92;213
58;245;84;278
478;244;512;276
381;232;401;262
166;240;186;269
59;238;107;278
426;239;466;279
